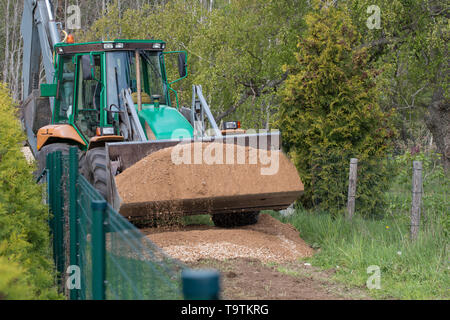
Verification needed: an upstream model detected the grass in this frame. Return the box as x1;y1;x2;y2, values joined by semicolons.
267;168;449;300
271;210;448;299
180;153;449;299
268;152;449;300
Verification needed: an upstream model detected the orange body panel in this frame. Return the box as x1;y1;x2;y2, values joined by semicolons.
88;135;124;150
221;129;247;136
89;135;124;143
37;125;86;150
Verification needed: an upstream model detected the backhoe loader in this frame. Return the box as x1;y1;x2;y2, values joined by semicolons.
20;0;304;227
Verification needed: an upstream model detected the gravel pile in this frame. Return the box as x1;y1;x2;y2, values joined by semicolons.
145;214;314;263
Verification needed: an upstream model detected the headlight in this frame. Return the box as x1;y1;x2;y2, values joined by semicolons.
222;121;241;130
102;127;115;135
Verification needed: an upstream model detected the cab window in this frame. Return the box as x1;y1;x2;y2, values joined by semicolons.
55;56;75;123
75;54;102;139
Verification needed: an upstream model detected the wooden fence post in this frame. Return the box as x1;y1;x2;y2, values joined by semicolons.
410;161;423;240
347;158;358;220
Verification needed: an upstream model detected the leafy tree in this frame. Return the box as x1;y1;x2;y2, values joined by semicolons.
277;3;395;215
190;0;307;128
81;0;308;129
347;0;449;171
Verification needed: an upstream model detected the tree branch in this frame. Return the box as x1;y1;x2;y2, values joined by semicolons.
216;70;289;121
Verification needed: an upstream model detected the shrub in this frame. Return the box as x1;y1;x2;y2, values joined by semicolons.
277;4;395;215
0;257;34;300
0;83;60;299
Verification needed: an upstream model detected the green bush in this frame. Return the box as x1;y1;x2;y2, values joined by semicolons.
0;257;34;300
277;4;395;215
0;83;60;299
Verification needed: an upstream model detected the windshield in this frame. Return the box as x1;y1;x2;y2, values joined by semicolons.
106;51;167;113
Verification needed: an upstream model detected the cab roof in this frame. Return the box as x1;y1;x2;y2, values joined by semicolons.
54;39;166;55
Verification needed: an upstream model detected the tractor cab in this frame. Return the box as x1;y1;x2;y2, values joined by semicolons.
39;40;190;150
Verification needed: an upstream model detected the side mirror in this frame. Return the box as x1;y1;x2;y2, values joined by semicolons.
178;52;187;78
105;104;120;124
40;83;58;97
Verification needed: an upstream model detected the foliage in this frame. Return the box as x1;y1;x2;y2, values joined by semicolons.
386;151;449;237
347;0;449;166
0;257;34;300
277;3;396;215
0;83;60;299
80;0;307;129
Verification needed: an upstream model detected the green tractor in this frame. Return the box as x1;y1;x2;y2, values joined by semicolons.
21;0;303;227
34;40;193;195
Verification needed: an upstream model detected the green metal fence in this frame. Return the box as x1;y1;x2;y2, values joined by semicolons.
46;146;219;300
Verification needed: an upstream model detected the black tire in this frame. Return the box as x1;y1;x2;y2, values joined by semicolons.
36;143;71;179
211;211;260;228
37;143;85;181
84;147;108;200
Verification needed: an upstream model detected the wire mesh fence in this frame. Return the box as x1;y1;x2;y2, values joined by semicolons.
300;151;449;237
45;144;448;299
46;147;186;300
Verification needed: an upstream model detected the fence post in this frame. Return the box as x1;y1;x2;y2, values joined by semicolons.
46;152;56;264
410;161;422;240
92;200;107;300
182;269;221;300
69;147;79;300
52;151;65;281
347;158;358;220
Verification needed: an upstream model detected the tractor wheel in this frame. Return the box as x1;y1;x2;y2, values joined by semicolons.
36;143;71;179
83;147;109;200
211;211;260;228
37;143;85;180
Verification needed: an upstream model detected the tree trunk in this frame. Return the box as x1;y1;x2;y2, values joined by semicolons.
425;87;450;173
3;0;11;83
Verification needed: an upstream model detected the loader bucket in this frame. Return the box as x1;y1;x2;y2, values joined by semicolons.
105;131;304;219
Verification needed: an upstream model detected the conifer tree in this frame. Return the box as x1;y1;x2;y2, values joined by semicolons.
278;3;395;215
0;83;59;299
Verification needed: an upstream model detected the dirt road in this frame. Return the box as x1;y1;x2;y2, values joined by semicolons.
190;258;370;300
144;214;314;263
143;214;370;300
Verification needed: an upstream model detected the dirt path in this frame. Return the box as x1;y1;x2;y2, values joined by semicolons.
142;214;370;300
144;214;314;263
189;258;370;300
